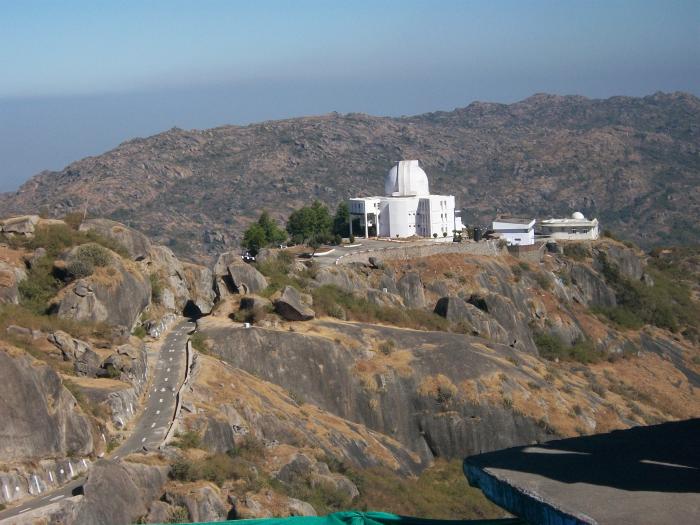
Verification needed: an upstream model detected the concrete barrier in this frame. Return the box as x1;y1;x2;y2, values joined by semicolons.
337;239;506;265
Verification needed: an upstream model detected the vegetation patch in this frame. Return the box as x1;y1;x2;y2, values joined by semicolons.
349;459;502;519
595;253;700;335
533;331;600;363
190;332;210;354
312;284;449;332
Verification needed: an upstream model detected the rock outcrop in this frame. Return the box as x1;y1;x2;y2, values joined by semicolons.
53;252;150;330
569;263;617;307
79;218;152;260
0;215;39;237
183;263;215;315
0;260;25;304
69;460;169;525
434;296;510;343
314;266;369;293
47;330;101;376
0;347;93;463
227;262;268;295
276;453;359;501
164;483;228;523
274;286;315;321
200;321;551;463
397;271;426;308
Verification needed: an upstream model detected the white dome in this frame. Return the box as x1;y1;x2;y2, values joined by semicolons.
571;211;585;220
384;160;430;196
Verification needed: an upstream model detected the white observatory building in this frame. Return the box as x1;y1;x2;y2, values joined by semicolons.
538;212;600;240
348;160;463;239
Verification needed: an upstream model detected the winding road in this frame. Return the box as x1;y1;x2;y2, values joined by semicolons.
0;319;194;523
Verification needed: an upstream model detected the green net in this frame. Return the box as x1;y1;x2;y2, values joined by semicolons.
174;510;524;525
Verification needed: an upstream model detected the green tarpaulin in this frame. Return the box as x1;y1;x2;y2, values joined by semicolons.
170;510;524;525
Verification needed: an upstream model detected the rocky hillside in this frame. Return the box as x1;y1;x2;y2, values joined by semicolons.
1;213;699;523
2;92;699;261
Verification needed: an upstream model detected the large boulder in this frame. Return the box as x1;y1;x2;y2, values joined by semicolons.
53;252;150;330
367;288;405;308
434;296;510;344
183;263;215;315
0;347;93;463
466;293;536;353
227;262;268;295
397;271;425;308
69;460;169;525
79;218;151;260
274;286;315;321
212;251;243;299
164;484;228;523
143;245;190;311
314;266;369;293
0;260;25;304
47;330;102;376
0;215;39;236
100;342;149;393
276;453;359;502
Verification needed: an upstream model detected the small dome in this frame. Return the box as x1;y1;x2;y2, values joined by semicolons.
571;211;585;220
384;160;430;196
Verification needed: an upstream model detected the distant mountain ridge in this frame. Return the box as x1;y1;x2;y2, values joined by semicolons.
2;91;699;261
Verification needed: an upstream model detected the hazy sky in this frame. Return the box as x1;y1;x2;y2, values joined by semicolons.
1;0;698;191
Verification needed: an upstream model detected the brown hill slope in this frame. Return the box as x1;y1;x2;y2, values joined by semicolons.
2;91;699;261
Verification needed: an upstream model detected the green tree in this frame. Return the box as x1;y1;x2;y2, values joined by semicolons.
257;211;287;245
242;223;267;256
332;202;350;238
242;211;287;256
286;200;332;247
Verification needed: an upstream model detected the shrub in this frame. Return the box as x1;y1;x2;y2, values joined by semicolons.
236;435;266;460
532;271;553;291
594;252;697;334
18;256;61;314
564;243;590;261
533;331;600;364
66;258;94;279
149;273;164;304
19;224;128;258
378;340;395;355
74;244;111;267
62;212;85;230
190;332;209;354
172;430;201;449
132;325;147;339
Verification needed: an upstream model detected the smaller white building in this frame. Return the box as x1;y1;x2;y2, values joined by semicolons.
492;216;536;246
539;212;600;240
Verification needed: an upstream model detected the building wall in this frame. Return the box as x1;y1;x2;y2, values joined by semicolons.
418;195;455;238
385;197;420;238
542;225;599;240
349;194;457;239
493;228;535;246
337;239;507;265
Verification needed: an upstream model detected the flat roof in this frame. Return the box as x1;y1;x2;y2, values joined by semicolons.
464;419;700;525
493;216;535;225
540;218;598;227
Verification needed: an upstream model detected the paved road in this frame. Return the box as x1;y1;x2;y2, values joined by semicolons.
0;319;194;523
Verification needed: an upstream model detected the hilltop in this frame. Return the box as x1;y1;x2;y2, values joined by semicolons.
1;91;699;261
1;213;698;523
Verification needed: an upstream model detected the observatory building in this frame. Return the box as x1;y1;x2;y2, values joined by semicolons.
538;212;600;240
348;160;463;239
